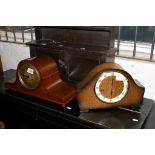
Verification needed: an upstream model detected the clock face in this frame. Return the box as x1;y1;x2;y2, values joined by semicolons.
95;71;128;103
18;63;40;90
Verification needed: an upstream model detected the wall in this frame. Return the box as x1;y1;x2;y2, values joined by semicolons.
0;42;30;71
115;58;155;101
0;42;154;101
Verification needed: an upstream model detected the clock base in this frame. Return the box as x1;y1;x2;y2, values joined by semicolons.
5;79;76;106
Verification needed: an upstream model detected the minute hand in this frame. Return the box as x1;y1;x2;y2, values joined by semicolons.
111;76;114;98
21;73;29;79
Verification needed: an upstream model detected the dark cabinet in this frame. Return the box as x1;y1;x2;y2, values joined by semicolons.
27;26;116;83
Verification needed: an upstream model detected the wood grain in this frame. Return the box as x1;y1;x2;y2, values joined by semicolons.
76;63;124;90
99;76;124;99
77;63;145;110
29;27;116;83
5;55;77;106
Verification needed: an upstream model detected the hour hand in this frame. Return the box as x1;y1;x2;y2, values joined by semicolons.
21;73;29;79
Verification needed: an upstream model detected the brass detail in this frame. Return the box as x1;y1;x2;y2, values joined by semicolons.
18;63;40;90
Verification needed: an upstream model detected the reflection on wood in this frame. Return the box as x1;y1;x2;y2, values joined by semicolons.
0;56;3;76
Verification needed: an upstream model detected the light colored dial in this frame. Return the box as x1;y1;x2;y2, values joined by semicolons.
18;63;40;90
95;71;128;103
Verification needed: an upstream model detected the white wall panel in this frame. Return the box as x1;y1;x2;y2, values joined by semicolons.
115;58;155;101
0;42;30;71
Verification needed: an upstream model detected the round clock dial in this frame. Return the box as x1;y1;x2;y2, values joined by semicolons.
95;71;128;103
18;63;40;90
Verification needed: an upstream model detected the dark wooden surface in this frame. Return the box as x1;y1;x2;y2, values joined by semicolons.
34;26;116;48
27;26;116;83
0;70;154;129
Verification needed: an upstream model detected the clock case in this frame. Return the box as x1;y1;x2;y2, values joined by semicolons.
5;55;77;106
27;26;116;83
77;63;145;110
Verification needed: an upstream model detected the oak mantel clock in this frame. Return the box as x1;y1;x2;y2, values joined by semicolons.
77;63;145;110
5;55;77;106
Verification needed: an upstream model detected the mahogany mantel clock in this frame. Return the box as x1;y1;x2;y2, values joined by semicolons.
5;55;77;106
77;63;145;110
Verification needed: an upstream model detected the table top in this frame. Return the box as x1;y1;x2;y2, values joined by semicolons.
0;69;155;129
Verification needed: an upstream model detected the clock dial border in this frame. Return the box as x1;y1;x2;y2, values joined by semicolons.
17;63;41;90
95;71;129;104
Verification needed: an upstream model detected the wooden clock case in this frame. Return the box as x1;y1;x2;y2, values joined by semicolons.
77;63;145;110
5;55;77;106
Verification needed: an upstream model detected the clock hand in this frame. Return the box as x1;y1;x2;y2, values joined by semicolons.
21;73;29;79
111;75;114;98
